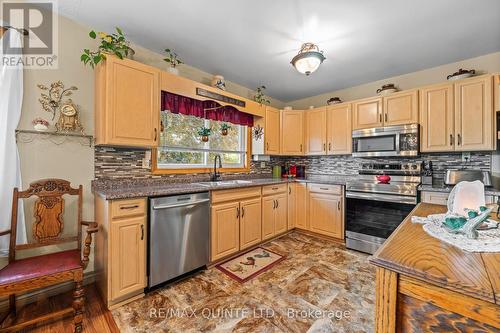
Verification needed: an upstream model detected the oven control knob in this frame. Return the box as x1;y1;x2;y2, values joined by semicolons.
411;164;417;170
402;164;409;169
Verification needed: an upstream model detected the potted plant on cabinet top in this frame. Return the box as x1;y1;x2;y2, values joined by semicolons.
220;123;231;136
163;48;183;75
197;126;212;142
254;85;270;105
80;27;134;68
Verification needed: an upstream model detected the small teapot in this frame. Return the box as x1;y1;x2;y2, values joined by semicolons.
376;174;391;184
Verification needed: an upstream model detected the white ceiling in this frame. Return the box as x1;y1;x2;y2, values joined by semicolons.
58;0;500;102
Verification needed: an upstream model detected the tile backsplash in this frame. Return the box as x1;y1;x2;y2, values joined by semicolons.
95;146;491;181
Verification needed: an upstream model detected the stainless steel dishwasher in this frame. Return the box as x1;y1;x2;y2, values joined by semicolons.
149;192;209;288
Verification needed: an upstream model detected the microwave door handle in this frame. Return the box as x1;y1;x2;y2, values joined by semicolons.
395;133;401;154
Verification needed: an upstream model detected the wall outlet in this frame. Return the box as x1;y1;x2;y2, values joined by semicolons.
461;152;471;162
260;161;266;168
142;150;152;168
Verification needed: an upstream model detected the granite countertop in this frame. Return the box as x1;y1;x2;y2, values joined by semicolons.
93;174;357;200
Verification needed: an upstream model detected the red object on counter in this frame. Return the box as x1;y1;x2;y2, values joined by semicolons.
289;165;297;177
376;175;391;184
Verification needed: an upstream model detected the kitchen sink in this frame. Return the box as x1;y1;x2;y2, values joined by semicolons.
195;180;253;187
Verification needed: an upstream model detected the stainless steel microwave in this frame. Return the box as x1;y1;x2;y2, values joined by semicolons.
352;124;419;157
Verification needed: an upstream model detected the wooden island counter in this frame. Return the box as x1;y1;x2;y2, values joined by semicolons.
370;203;500;332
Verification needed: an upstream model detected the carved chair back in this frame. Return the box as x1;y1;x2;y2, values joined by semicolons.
9;179;83;263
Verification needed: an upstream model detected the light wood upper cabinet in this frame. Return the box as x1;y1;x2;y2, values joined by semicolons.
326;104;352;155
265;106;281;154
352;97;383;130
110;216;146;300
308;192;343;239
383;90;418;126
495;73;500;112
211;201;240;261
454;75;494;151
287;183;296;230
419;83;455;152
295;183;309;230
239;198;262;250
281;110;304;155
305;107;327;155
95;56;160;147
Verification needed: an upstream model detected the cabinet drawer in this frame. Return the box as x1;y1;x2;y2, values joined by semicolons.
307;183;342;195
111;198;147;219
211;186;261;204
421;191;448;205
262;183;287;196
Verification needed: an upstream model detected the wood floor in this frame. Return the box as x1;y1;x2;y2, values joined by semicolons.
1;285;118;332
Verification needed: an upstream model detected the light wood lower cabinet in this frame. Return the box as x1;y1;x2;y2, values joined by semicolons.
211;201;240;261
421;191;496;205
306;184;344;239
210;187;262;261
95;197;147;309
287;183;296;230
261;185;288;241
295;182;309;230
240;198;263;250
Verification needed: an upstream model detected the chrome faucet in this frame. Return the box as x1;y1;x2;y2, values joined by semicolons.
211;154;222;181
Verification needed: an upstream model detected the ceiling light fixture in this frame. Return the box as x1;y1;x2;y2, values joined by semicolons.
290;42;326;76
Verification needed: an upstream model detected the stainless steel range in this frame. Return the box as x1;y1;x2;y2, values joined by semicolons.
345;162;421;254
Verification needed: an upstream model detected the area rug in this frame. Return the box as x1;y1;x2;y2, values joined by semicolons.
216;247;285;282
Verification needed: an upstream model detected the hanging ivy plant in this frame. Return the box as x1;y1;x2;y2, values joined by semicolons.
254;85;270;105
220;123;232;136
197;126;212;142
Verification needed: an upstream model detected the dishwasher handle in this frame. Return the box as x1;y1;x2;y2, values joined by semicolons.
152;198;210;210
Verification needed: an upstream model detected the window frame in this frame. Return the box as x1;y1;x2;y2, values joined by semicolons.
151;123;252;175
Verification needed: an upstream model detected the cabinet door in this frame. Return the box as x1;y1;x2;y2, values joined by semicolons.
240;198;262;250
295;183;309;230
309;193;343;239
274;193;288;235
352;97;383;130
281;110;304;155
305;107;327;155
454;75;494;151
327;104;352;155
419;83;455;152
211;201;240;261
102;57;160;147
287;183;296;230
110;216;146;299
383;90;418;126
265;106;281;154
262;195;276;241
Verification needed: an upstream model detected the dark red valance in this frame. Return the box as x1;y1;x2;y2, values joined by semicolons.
161;91;254;127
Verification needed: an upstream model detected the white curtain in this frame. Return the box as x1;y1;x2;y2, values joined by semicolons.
0;25;27;255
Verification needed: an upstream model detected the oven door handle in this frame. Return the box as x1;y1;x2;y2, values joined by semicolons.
346;191;416;204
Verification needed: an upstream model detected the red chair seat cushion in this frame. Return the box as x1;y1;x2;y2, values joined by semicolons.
0;249;82;286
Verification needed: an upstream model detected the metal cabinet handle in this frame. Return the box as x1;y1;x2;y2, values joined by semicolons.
320;187;329;190
323;143;326;151
266;142;269;151
236;207;240;219
120;205;139;210
450;134;453;146
300;144;302;152
289;187;291;194
276;200;279;208
337;201;341;210
140;224;144;240
241;207;245;218
379;113;382;122
328;142;332;151
154;128;157;141
457;134;461;146
384;113;388;122
272;200;275;209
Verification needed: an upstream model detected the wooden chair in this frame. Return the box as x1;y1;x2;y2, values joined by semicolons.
0;179;98;332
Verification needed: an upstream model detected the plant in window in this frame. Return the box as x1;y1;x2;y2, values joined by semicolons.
81;27;134;68
197;126;212;142
220;123;232;136
254;85;270;105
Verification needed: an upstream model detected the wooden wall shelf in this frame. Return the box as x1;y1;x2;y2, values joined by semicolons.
15;129;94;147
